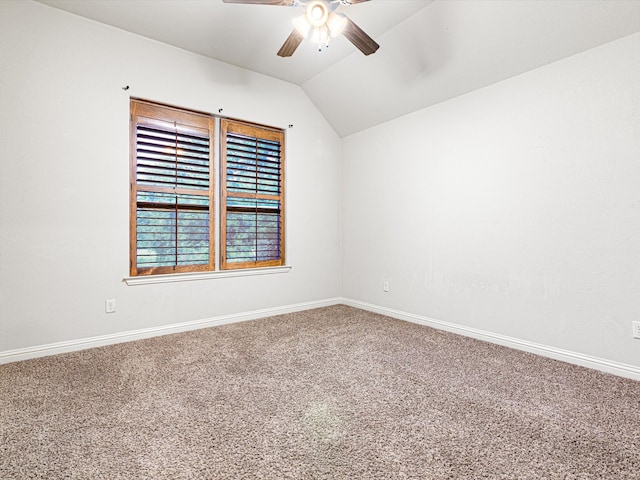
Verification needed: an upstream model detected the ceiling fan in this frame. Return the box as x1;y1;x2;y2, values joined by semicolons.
222;0;380;57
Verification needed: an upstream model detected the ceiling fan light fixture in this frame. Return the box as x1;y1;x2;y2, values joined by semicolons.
310;24;329;46
266;0;378;57
306;0;329;27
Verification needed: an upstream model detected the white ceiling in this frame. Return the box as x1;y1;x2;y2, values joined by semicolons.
37;0;640;137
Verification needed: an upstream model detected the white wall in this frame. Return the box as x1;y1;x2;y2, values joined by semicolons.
0;1;342;352
2;1;639;374
342;32;640;368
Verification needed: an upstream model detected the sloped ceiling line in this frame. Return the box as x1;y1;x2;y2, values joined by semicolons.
36;0;640;137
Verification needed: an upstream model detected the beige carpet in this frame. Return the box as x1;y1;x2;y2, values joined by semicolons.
1;305;639;479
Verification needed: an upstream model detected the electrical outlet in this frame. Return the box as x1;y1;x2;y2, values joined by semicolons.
383;280;390;292
633;321;640;339
105;299;116;314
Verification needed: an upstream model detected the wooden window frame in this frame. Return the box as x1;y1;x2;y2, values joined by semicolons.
129;100;215;277
129;100;285;277
220;119;285;270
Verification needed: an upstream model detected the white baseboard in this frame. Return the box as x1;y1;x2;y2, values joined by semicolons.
0;298;342;365
341;298;640;382
3;297;639;381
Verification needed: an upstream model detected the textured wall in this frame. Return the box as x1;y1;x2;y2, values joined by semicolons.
342;32;640;368
0;1;342;351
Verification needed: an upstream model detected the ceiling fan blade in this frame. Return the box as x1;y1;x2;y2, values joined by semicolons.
277;29;304;57
222;0;296;5
343;0;370;3
342;16;379;56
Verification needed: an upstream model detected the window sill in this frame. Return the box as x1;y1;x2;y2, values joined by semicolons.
123;265;292;286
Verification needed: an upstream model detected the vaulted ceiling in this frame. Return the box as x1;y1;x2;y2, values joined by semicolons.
38;0;640;137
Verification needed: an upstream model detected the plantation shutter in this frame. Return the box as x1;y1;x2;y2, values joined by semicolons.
221;119;285;270
130;100;215;276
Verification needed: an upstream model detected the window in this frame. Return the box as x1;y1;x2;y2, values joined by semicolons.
221;120;285;270
129;100;285;277
129;101;215;276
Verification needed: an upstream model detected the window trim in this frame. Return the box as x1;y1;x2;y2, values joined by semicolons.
128;99;286;279
220;119;286;270
123;265;292;286
129;100;216;277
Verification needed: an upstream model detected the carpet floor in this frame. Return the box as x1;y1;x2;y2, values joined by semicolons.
1;305;639;479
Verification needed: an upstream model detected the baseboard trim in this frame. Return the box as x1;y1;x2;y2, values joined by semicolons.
0;298;342;365
3;297;639;381
341;298;640;381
